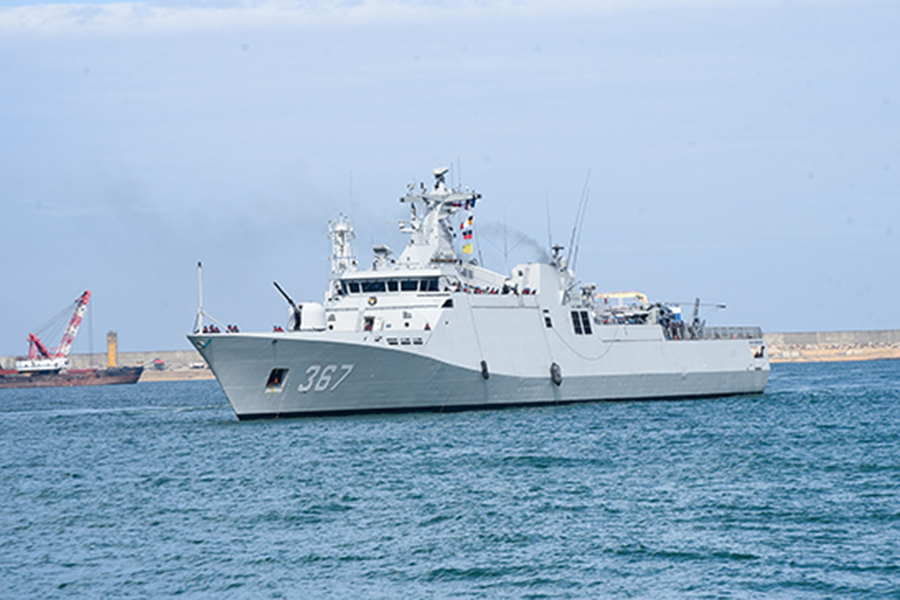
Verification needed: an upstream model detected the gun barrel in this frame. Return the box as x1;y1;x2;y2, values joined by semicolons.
273;281;296;307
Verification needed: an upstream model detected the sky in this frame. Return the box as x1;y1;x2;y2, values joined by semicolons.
1;0;898;356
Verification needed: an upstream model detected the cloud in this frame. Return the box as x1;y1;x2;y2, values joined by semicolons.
0;0;864;36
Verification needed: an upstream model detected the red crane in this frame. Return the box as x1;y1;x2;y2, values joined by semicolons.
26;291;92;361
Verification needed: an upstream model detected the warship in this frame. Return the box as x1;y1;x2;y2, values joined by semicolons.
189;168;768;419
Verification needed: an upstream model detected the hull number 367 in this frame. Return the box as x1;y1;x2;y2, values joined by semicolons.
298;364;354;393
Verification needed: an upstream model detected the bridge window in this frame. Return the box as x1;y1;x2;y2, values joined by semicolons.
387;280;399;292
400;280;418;292
362;280;386;293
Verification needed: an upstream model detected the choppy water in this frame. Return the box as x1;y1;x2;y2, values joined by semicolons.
2;361;899;598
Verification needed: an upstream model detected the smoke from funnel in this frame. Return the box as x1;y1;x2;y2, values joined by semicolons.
478;223;551;265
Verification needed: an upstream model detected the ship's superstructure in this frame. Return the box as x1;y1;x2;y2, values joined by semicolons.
189;168;768;419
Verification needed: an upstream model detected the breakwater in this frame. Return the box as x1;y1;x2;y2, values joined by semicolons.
766;330;900;363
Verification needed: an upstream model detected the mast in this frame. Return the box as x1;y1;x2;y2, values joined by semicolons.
329;214;359;275
194;262;204;334
397;167;481;267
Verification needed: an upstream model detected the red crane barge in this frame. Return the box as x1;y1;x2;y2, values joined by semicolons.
0;291;143;389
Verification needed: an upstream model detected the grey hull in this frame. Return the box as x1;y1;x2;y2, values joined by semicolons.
189;330;768;419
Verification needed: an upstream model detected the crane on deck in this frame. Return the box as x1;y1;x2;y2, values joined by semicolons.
17;291;92;372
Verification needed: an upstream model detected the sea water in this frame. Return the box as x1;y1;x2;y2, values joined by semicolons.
1;361;898;598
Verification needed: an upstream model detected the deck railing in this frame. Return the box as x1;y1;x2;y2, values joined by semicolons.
689;326;764;340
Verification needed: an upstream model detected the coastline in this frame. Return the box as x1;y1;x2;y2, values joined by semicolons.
765;330;900;363
767;346;900;363
138;369;216;382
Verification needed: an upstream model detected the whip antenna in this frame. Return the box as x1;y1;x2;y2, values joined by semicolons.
567;169;591;270
545;190;553;252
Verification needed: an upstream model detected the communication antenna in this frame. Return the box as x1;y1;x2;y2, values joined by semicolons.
571;188;590;271
349;169;354;221
567;169;591;271
545;190;553;251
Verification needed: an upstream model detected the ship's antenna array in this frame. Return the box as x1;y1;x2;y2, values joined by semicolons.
349;169;354;221
571;187;589;272
567;169;591;272
545;190;553;252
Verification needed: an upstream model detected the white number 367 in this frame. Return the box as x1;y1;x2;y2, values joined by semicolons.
298;364;354;393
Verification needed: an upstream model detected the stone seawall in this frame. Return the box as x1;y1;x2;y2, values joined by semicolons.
765;330;900;346
764;330;900;363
